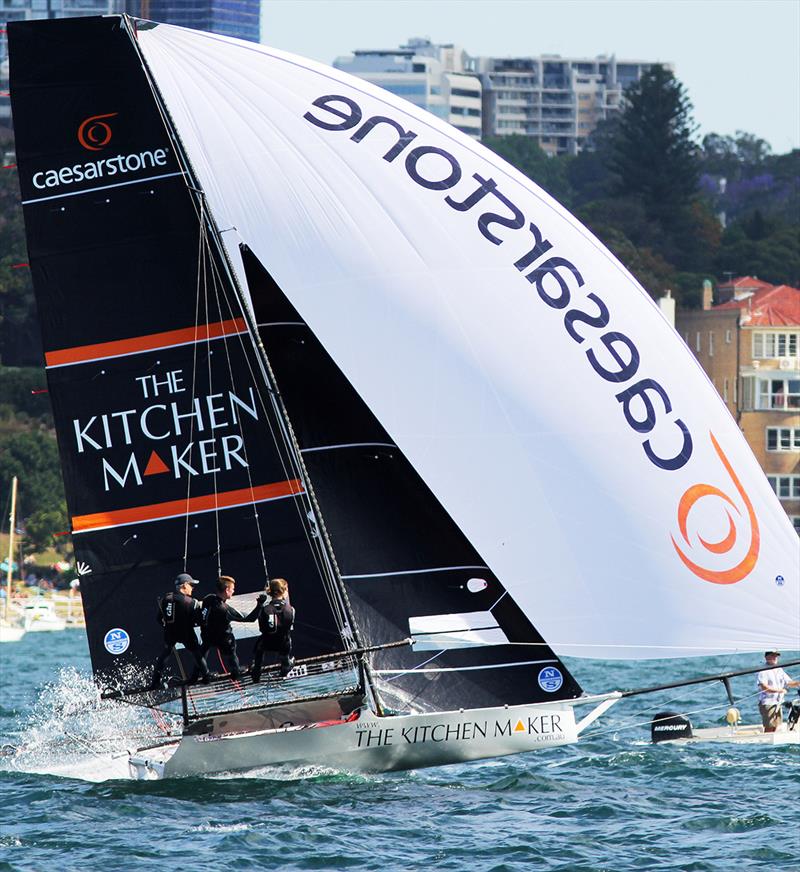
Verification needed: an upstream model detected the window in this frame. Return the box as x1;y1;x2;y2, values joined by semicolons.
766;475;800;500
451;87;481;98
734;377;738;404
792;517;800;535
725;329;732;344
753;331;799;359
757;378;800;409
696;332;701;352
709;331;714;357
723;378;729;402
766;427;800;451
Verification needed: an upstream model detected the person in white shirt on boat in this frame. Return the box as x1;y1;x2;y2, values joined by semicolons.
756;651;800;732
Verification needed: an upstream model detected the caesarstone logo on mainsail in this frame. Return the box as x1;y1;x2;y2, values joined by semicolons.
77;112;118;151
671;432;760;584
30;112;171;191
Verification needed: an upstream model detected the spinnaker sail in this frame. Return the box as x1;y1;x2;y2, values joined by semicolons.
134;21;799;658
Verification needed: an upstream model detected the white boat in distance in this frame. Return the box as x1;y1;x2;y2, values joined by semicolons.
21;600;68;633
7;16;799;780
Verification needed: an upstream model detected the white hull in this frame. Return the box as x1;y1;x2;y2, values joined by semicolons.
0;621;25;643
128;700;584;780
22;604;67;633
663;723;799;746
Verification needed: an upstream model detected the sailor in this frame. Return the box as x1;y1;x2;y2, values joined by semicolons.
200;575;263;679
756;650;800;733
250;577;296;682
150;572;210;689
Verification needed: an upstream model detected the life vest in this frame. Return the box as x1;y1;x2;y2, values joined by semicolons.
201;593;232;643
160;592;199;633
258;598;294;638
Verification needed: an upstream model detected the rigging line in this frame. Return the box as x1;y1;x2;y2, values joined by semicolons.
383;649;445;682
182;205;206;570
203;251;350;635
488;590;508;612
204;236;271;585
199;216;222;576
131;27;352;644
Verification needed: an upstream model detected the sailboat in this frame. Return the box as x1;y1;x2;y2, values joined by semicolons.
7;16;798;779
1;476;26;643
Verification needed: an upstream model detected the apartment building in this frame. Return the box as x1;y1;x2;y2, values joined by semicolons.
474;54;668;156
676;277;800;532
333;38;482;139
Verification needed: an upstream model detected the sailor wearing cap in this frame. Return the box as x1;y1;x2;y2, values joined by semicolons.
149;572;210;689
756;651;800;733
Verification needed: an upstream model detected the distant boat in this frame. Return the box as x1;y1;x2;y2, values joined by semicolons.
21;599;67;633
0;476;25;644
7;15;799;778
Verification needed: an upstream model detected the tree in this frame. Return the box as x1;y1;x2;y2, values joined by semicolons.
482;134;573;205
611;66;700;229
0;430;65;520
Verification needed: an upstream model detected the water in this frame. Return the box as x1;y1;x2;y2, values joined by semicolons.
1;632;798;871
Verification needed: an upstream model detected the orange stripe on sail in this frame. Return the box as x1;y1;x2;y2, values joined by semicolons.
71;479;303;533
45;318;248;367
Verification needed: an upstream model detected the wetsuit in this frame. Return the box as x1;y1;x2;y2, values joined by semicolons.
251;597;295;681
200;594;260;678
151;591;210;687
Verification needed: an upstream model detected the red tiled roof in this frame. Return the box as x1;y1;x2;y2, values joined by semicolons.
718;276;774;292
715;278;800;326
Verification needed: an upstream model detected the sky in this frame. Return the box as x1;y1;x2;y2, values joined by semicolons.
262;0;800;154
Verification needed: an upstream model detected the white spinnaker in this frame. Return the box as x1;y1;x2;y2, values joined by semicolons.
138;24;799;659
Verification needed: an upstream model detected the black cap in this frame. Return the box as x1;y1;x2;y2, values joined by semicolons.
765;650;781;657
175;572;199;589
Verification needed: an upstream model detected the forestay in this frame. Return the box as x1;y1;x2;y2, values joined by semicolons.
137;22;799;658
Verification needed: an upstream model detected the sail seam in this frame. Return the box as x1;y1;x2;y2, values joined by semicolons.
301;442;396;454
342;565;489;579
375;659;558;674
20;171;186;205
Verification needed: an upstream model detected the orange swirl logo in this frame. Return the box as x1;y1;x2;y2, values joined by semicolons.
77;113;118;151
672;432;760;584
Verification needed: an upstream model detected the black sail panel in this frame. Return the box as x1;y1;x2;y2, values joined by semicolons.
9;17;345;692
242;246;582;711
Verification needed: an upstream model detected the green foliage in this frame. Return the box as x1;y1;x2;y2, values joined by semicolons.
0;367;52;430
716;221;800;286
482;134;573;205
24;505;70;557
0;139;42;367
0;430;65;521
610;65;700;226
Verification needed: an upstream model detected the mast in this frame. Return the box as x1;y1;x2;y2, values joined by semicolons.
121;16;382;706
4;476;17;621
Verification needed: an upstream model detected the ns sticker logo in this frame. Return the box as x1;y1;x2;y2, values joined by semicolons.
77;112;118;151
671;432;760;585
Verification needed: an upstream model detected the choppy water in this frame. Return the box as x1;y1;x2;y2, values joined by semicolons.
1;631;798;871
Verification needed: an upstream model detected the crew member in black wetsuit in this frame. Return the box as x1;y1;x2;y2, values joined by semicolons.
200;575;263;679
251;577;296;682
150;572;210;689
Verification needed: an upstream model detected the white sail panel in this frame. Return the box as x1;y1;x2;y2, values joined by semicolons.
138;24;799;658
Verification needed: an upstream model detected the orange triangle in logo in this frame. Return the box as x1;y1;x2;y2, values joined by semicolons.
144;450;169;476
514;720;526;733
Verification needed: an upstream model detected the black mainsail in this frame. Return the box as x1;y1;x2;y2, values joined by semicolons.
9;16;349;693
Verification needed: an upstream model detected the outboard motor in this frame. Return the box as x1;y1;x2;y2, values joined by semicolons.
651;711;693;743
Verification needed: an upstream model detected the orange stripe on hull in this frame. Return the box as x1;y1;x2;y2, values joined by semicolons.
45;318;248;368
71;479;303;533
